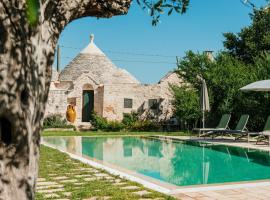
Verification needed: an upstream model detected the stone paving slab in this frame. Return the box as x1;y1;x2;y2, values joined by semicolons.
133;190;151;196
94;173;108;177
37;188;65;194
121;185;140;190
43;193;60;198
37;181;57;186
84;177;98;181
104;176;114;180
63;192;72;197
74;174;92;178
36;184;64;190
59;179;77;183
173;186;270;200
37;178;46;182
53;176;69;180
113;182;127;186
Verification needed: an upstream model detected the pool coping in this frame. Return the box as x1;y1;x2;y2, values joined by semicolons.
41;136;270;196
153;135;270;152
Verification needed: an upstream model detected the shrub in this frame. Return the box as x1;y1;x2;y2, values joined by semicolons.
90;112;108;130
90;112;125;131
122;112;139;127
123;112;160;131
106;121;125;132
129;120;160;132
90;112;159;132
43;114;74;129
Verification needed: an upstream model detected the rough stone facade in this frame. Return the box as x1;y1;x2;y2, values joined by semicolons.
45;35;183;124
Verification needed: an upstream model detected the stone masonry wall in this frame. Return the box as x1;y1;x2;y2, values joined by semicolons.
101;72;183;121
45;88;68;118
102;83;173;121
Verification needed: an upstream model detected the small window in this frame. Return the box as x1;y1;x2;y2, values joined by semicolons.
124;98;133;108
148;99;158;110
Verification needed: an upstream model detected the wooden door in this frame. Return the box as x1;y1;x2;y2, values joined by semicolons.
82;90;94;122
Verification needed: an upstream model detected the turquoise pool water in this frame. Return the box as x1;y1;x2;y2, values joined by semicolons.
43;136;270;186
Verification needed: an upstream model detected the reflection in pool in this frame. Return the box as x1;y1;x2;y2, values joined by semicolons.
42;136;270;186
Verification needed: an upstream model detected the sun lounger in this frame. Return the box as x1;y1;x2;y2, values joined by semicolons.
213;114;249;140
253;116;270;145
193;114;231;137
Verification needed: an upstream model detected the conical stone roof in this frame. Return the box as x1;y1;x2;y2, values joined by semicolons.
59;34;139;84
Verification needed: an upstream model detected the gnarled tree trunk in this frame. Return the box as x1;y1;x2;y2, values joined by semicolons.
0;0;131;199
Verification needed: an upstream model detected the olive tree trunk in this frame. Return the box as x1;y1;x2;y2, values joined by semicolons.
0;0;131;199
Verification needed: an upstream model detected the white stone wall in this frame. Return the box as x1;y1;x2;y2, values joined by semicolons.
102;83;175;121
101;72;183;121
45;88;68;118
45;72;183;123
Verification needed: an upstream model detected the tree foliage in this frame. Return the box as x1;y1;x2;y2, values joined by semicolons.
223;8;270;63
136;0;190;25
26;0;39;26
173;7;270;131
175;51;270;131
171;86;201;130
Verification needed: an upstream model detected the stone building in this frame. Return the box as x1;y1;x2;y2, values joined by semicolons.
45;34;182;124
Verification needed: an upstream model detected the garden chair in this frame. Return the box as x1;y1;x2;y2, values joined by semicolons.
253;116;270;145
210;114;249;140
193;114;231;137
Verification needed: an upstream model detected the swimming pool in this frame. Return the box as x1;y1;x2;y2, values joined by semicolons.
42;136;270;187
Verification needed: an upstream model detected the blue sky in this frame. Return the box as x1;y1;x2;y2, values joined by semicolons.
54;0;267;83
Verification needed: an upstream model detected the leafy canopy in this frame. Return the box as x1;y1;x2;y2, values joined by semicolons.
175;50;270;130
223;8;270;63
173;5;270;130
26;0;39;26
171;85;201;129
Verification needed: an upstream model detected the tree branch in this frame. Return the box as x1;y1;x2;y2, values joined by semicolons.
42;0;131;33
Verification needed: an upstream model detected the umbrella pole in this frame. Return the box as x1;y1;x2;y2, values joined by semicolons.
202;110;205;128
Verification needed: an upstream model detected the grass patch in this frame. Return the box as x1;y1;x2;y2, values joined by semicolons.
36;145;176;199
42;130;192;137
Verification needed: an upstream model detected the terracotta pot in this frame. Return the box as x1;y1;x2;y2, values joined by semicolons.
66;105;76;123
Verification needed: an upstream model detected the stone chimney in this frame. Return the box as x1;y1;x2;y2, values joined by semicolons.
204;50;214;62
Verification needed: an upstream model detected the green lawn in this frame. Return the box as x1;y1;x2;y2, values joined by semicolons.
36;145;176;200
41;130;192;137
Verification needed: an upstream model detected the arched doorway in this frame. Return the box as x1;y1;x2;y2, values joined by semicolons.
82;84;94;122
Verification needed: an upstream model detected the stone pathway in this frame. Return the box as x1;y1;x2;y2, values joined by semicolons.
36;145;171;200
173;186;270;200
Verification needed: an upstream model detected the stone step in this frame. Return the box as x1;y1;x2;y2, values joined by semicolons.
75;122;92;131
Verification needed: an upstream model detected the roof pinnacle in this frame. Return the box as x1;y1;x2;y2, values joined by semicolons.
90;34;94;43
